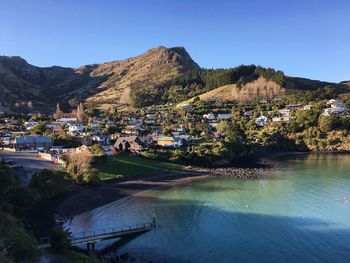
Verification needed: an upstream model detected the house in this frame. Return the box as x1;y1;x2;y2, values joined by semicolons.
68;123;84;133
46;123;61;129
272;116;291;122
24;121;38;130
323;100;346;116
52;127;66;135
277;109;291;116
56;117;78;123
243;111;253;117
255;116;268;126
286;104;302;109
203;113;216;120
0;135;11;146
157;136;175;146
179;103;193;110
14;136;53;151
217;113;232;120
173;126;187;132
303;105;313;110
114;136;145;153
89;121;101;128
92;135;109;145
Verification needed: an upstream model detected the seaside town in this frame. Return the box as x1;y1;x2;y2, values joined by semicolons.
1;1;350;262
1;93;350;180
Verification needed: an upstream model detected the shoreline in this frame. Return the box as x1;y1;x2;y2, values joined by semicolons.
58;163;277;219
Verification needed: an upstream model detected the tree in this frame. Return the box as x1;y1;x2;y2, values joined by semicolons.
54;103;63;119
76;103;86;122
66;147;94;182
27;101;33;109
319;116;338;133
50;226;71;252
90;144;105;157
163;127;172;136
30;170;68;198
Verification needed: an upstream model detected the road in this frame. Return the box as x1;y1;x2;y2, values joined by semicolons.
0;151;59;186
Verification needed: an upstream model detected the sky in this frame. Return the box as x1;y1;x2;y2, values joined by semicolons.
0;0;349;82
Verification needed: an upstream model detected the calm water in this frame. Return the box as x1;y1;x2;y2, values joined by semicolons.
67;154;350;262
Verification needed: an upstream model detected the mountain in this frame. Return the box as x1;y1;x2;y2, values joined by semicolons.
0;46;348;113
0;46;199;112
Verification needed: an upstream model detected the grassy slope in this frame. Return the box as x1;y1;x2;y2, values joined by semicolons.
94;154;186;180
177;84;236;107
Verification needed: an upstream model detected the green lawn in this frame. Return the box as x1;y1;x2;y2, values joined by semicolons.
94;154;187;181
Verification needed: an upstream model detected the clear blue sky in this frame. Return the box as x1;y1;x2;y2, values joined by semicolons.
1;0;349;82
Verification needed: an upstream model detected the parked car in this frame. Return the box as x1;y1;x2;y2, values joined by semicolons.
5;160;15;165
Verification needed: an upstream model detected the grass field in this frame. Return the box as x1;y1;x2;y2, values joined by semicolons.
176;84;236;108
94;154;187;181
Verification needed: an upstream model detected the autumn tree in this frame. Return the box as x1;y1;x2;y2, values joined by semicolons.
54;103;63;119
27;101;33;109
66;146;96;183
76;102;86;122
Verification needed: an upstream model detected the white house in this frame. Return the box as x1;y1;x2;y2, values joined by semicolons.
56;117;78;123
68;123;84;133
277;109;291;116
24;121;38;130
323;100;346;116
303;105;313;110
255;116;268;126
272;116;291;122
203;113;216;120
217;113;232;120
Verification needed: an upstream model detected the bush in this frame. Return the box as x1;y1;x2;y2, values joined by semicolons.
50;226;71;252
30;169;68;198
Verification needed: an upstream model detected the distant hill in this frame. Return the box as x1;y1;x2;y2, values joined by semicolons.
0;46;348;113
0;46;199;112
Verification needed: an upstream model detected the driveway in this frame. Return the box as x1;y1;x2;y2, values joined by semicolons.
0;151;60;186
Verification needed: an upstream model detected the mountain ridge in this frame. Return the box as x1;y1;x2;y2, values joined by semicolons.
0;46;348;113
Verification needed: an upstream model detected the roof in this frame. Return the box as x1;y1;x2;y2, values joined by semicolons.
114;136;141;145
15;136;52;144
157;136;175;141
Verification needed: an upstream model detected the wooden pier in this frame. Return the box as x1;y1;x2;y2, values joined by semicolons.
38;220;155;250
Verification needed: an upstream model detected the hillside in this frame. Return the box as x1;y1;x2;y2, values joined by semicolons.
0;46;199;112
177;77;286;107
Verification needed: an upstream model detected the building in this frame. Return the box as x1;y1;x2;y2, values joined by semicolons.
203;113;216;120
52;127;66;135
56;117;78;123
286;104;302;109
68;123;84;133
303;105;313;110
114;136;145;153
92;135;109;145
217;113;232;120
14;136;53;151
255;116;268;126
24;121;38;130
323;101;346;116
272;116;291;123
157;136;176;146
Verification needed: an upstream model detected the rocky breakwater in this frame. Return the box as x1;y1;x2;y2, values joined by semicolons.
206;167;274;179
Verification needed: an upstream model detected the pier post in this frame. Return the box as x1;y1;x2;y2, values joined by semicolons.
153;212;156;227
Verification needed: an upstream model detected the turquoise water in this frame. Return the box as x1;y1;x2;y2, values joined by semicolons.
67;154;350;262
